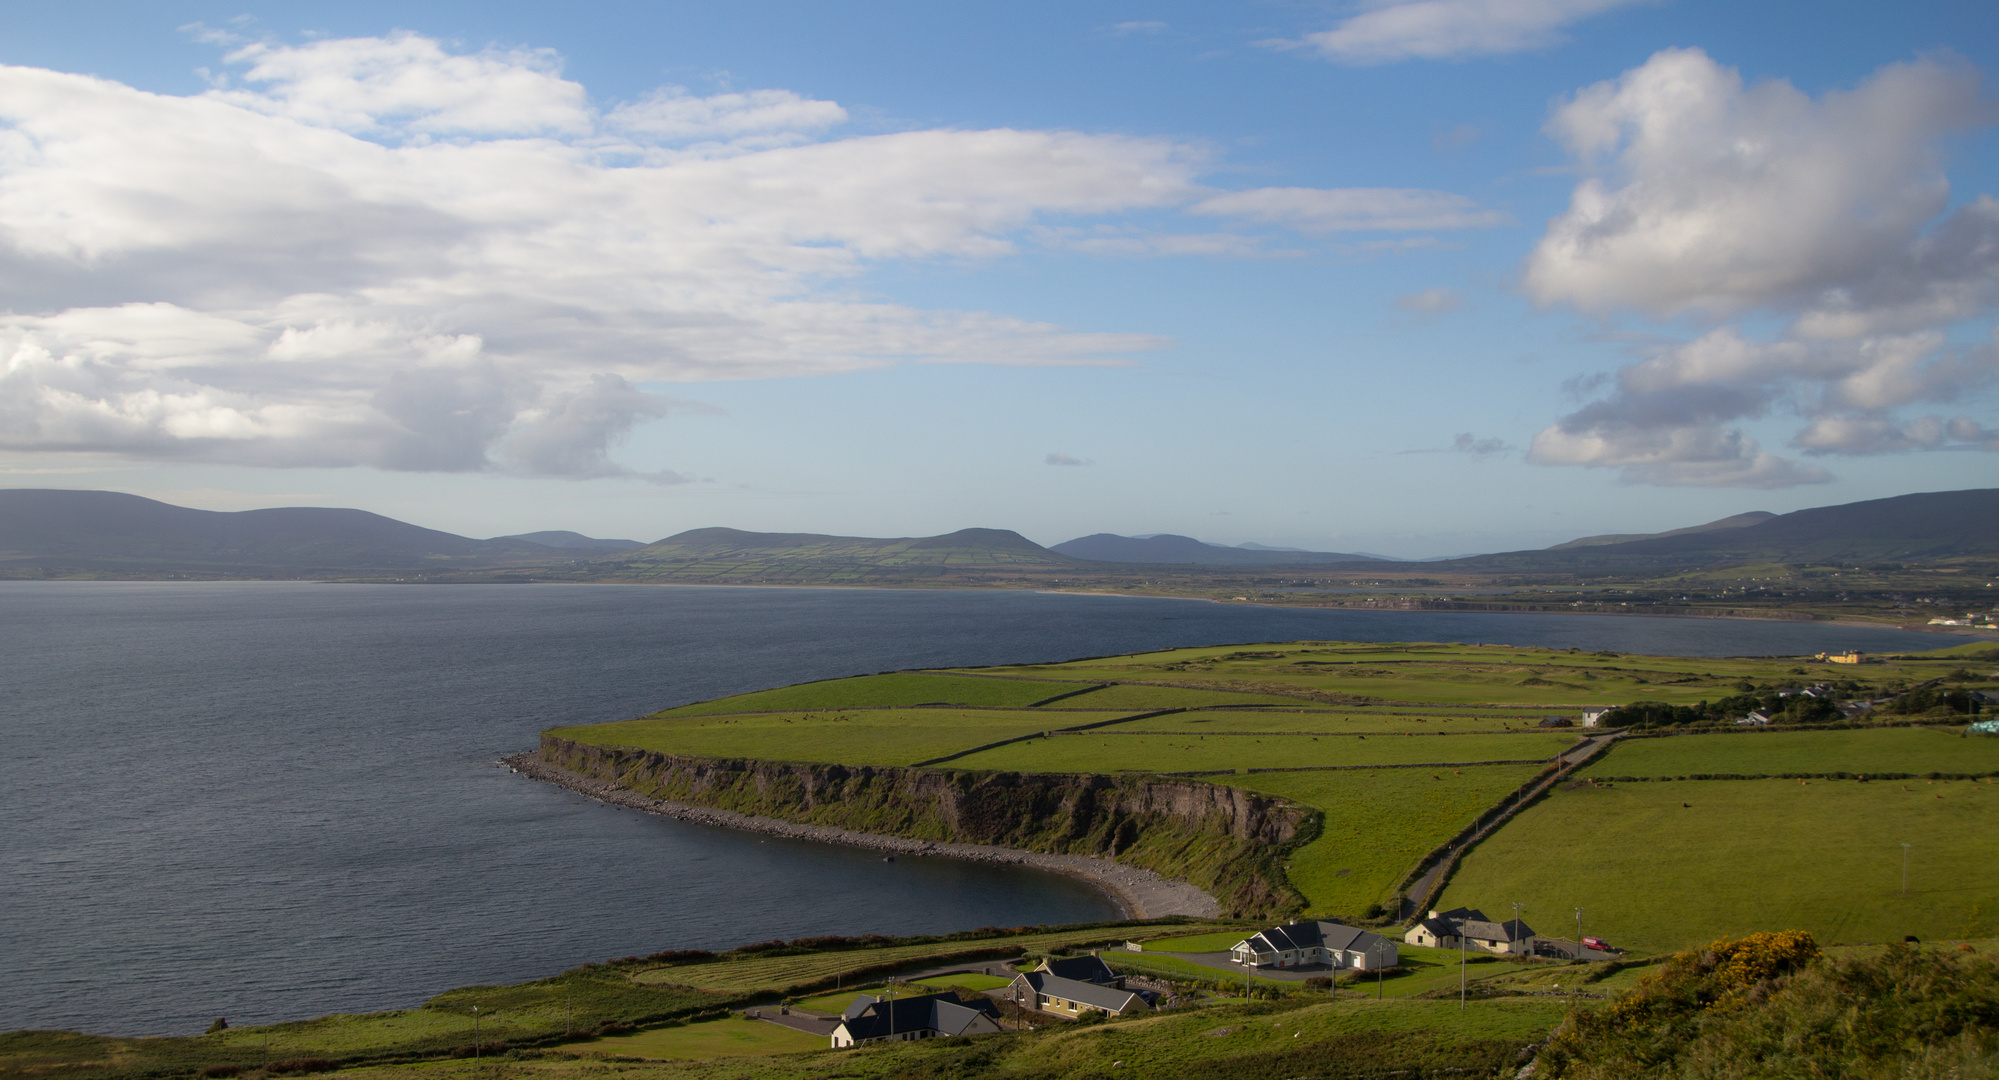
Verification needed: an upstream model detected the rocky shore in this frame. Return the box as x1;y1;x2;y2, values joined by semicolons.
501;751;1221;920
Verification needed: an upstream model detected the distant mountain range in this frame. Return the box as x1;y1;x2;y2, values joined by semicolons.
0;490;632;574
1050;533;1381;566
2;487;1994;580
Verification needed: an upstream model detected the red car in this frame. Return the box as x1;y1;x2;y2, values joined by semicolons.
1582;937;1612;951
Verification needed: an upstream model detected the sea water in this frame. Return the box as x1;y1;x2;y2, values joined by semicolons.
0;581;1952;1034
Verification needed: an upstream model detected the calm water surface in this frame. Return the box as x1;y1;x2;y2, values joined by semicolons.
0;582;1953;1034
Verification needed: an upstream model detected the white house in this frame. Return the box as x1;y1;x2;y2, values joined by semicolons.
829;992;1002;1048
1581;709;1609;728
1404;907;1538;955
1230;921;1397;970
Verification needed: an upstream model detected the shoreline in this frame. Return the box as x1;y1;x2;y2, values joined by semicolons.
501;751;1222;922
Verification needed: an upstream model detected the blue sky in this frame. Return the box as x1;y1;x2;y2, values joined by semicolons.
1;0;1995;554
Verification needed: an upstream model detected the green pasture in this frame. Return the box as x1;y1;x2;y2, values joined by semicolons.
946;731;1577;774
1438;776;1999;953
654;673;1080;716
630;926;1233;995
1117;709;1569;735
1013;683;1312;709
791;973;1011;1014
322;996;1572;1080
1582;726;1999;778
551;710;1123;767
1233;764;1549;918
582;1014;825;1059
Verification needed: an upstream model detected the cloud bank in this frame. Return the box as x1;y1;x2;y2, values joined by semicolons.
0;32;1504;479
1525;49;1999;487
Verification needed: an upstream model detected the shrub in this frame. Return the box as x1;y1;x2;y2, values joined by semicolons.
197;1067;240;1078
265;1060;336;1075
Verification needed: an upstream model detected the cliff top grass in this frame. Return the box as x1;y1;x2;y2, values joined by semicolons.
548;710;1128;767
1438;774;1999;953
941;730;1576;774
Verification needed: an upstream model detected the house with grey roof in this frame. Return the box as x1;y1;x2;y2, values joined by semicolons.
1404;907;1538;955
1036;954;1122;988
828;991;1002;1049
1229;921;1397;970
1007;970;1149;1017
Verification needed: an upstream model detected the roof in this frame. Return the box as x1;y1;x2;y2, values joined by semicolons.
833;992;999;1040
1017;971;1144;1013
1235;921;1393;956
1039;955;1119;985
1460;919;1536;942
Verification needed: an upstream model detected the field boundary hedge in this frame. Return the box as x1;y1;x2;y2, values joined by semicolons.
910;709;1186;767
1586;770;1999;782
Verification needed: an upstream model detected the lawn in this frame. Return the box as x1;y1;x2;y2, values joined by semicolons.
582;1014;826;1059
946;731;1578;774
1137;930;1251;953
1231;764;1550;918
654;673;1084;715
1438;776;1999;953
1581;727;1999;778
551;710;1126;766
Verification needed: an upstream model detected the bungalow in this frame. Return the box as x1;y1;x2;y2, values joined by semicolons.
1035;954;1124;987
1581;708;1609;728
1737;710;1773;727
1230;921;1397;970
829;992;1002;1048
1404;907;1538;955
1006;971;1149;1017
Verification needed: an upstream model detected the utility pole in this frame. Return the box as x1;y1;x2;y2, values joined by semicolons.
472;1006;480;1061
1512;903;1525;951
1902;843;1913;895
1459;929;1467;1011
1575;907;1584;956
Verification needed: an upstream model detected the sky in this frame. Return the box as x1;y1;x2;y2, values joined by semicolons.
1;0;1996;556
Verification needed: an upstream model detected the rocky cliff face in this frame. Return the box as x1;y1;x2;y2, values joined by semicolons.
538;735;1315;917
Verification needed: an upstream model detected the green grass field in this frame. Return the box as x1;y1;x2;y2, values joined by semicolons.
1438;776;1999;953
791;973;1012;1014
1232;765;1550;918
1137;930;1250;953
582;1014;826;1059
1002;683;1310;709
1582;727;1999;777
655;673;1082;715
550;710;1126;766
946;731;1577;774
1114;709;1567;734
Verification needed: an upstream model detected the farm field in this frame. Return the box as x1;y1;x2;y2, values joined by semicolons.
1021;683;1310;709
1438;776;1999;953
791;973;1012;1014
582;1014;825;1059
1231;764;1550;918
655;672;1082;715
1114;709;1566;734
1582;726;1998;777
945;731;1577;774
548;710;1126;766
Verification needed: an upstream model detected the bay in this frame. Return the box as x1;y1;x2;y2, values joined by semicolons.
0;581;1951;1034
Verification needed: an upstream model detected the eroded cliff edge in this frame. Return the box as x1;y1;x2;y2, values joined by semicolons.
537;734;1317;918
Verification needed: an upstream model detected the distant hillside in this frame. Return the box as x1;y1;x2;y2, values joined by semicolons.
0;489;561;575
1547;511;1776;550
498;530;645;552
1449;489;1999;573
600;526;1080;583
1052;533;1383;566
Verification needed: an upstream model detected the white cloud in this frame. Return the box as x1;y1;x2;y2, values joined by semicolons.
1523;49;1999;487
1524;49;1991;317
1191;187;1508;233
0;34;1482;478
1291;0;1649;64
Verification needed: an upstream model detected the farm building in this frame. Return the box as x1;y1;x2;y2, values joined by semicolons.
828;991;1002;1048
1404;907;1539;955
1581;709;1609;727
1230;921;1397;970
